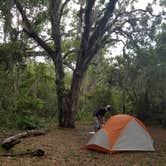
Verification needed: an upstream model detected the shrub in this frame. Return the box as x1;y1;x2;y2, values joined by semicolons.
6;95;44;129
16;113;42;130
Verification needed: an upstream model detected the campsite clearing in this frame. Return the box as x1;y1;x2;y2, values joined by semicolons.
0;124;166;166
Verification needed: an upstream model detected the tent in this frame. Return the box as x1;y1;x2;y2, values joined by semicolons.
85;114;155;154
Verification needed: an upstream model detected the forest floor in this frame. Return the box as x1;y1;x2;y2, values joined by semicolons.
0;123;166;166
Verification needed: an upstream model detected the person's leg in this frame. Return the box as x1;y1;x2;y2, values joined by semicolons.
98;116;104;129
93;116;100;132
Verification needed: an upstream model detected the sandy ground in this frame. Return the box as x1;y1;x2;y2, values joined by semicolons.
0;123;166;166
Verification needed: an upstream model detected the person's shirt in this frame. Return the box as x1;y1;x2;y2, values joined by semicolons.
94;107;107;117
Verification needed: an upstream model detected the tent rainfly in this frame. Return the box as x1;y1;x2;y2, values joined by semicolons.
85;114;155;154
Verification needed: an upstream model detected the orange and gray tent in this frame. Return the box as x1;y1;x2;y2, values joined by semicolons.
85;114;154;154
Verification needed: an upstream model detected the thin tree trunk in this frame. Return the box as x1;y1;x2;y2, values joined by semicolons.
162;101;166;127
161;90;166;127
122;89;126;114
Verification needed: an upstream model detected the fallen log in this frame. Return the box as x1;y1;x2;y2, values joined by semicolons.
1;139;21;150
0;149;45;157
1;130;45;150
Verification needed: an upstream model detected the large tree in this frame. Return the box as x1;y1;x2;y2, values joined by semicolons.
9;0;162;127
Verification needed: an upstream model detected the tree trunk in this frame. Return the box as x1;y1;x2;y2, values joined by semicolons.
136;90;150;121
161;93;166;127
122;88;126;114
59;69;85;128
53;57;65;127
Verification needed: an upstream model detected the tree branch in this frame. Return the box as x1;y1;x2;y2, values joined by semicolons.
63;61;75;71
49;0;62;61
76;0;96;71
115;28;140;50
63;49;78;60
14;0;55;59
82;0;96;42
59;0;70;21
88;0;118;51
102;37;126;46
27;38;53;50
79;0;96;60
84;2;161;67
82;0;118;67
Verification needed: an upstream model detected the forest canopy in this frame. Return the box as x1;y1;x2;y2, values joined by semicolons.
0;0;166;129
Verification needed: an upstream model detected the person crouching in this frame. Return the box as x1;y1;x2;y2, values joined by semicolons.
93;105;111;132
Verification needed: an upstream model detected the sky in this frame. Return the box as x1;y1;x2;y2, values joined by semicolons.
135;0;159;10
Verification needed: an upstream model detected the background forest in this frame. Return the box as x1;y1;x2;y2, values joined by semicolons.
0;0;166;130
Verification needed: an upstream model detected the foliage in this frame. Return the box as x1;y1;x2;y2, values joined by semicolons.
76;110;92;122
12;96;44;129
0;42;23;71
160;0;166;6
0;92;44;129
0;0;166;128
105;23;166;126
0;43;57;128
10;0;165;128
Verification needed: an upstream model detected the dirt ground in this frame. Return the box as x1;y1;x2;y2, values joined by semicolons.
0;123;166;166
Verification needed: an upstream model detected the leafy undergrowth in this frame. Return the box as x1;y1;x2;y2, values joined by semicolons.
0;123;166;166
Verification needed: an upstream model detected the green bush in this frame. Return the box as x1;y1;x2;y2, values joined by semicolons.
16;113;42;130
15;96;44;111
5;95;44;129
76;110;92;122
82;87;114;114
